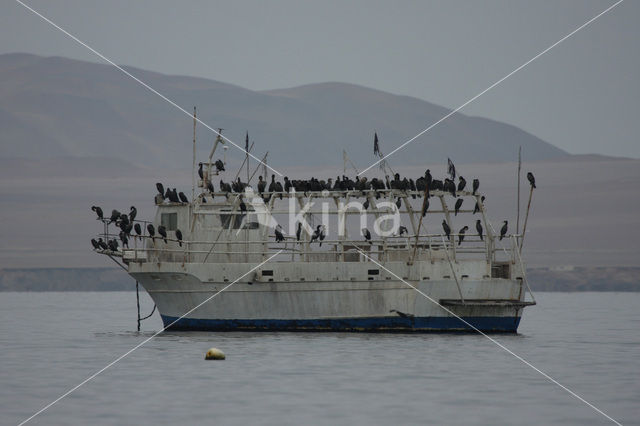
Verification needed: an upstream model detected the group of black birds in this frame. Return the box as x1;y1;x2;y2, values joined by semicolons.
90;204;183;253
154;182;189;205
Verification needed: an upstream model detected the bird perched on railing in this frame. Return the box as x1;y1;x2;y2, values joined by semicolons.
296;223;302;241
311;225;322;244
158;225;168;244
97;238;108;250
232;178;246;193
473;196;485;215
175;229;183;247
274;224;285;242
442;220;451;241
457;176;466;192
444;179;456;198
362;228;372;243
476;219;483;241
107;239;119;252
179;192;189;204
91;206;103;220
119;231;129;248
257;176;266;194
454;198;463;216
398;226;408;236
198;163;204;180
147;224;155;242
458;226;468;246
527;172;536;189
109;209;121;224
156;183;165;199
472;179;479;195
499;221;508;241
215;159;225;172
134;223;142;240
219;180;232;193
90;238;100;249
129;206;137;223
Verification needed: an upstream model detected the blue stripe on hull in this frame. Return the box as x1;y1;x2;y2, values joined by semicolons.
161;315;521;333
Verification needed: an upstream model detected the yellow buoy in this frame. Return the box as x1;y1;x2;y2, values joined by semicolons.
205;347;226;360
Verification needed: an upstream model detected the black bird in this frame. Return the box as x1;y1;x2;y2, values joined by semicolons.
476;219;484;241
499;220;508;241
91;206;103;220
363;199;370;210
444;178;456;198
425;169;433;197
215;159;225;172
473;196;485;215
107;239;119;252
134;223;142;240
275;180;284;199
207;181;215;195
220;180;232;193
362;228;372;243
156;182;165;197
442;220;451;241
527;172;536;189
398;226;408;236
311;225;322;244
257;176;266;194
179;192;189;204
198;163;204;180
147;224;155;241
119;231;129;248
129;206;137;223
458;226;469;245
171;189;180;203
472;179;479;195
158;225;168;244
296;222;302;241
457;176;466;192
124;223;133;237
109;209;121;224
239;198;247;212
97;238;108;250
421;198;430;217
284;176;292;193
268;174;277;193
90;238;100;249
454;198;463;216
275;225;285;242
396;198;402;209
175;229;183;247
431;179;443;191
164;187;172;201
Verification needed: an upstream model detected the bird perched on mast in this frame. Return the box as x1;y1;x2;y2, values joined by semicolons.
527;172;536;189
476;219;484;241
454;198;463;216
442;220;451;241
499;220;508;241
91;206;103;220
458;226;468;245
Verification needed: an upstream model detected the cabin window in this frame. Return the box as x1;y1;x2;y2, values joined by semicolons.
161;213;178;230
367;269;379;275
220;213;246;229
262;270;274;276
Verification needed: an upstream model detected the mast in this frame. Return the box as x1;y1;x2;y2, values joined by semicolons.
192;106;196;202
516;145;521;235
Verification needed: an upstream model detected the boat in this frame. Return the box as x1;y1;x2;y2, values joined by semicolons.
92;132;536;333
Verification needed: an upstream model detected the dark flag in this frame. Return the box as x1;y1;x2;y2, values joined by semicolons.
447;158;456;180
245;132;249;154
373;132;380;156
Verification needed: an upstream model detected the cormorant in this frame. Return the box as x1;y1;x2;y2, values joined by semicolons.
90;238;100;249
425;169;433;197
499;220;508;241
458;226;468;245
97;238;108;250
257;176;266;194
444;179;456;198
396;198;402;209
363;199;370;210
91;206;103;220
179;192;189;204
399;226;408;236
442;220;451;241
473;196;485;215
215;159;225;172
147;224;155;241
124;223;133;237
311;225;322;244
175;229;183;247
119;231;129;248
362;228;372;243
107;239;119;252
158;225;168;244
476;219;483;241
156;182;165;197
472;179;479;195
171;189;180;203
134;223;142;240
220;180;232;193
527;172;536;189
198;163;204;180
268;174;277;193
319;225;326;246
109;209;121;224
164;188;172;201
129;206;137;223
275;225;285;242
457;176;466;192
296;222;302;241
284;177;292;193
275;180;284;199
239;198;247;212
454;198;463;216
207;181;215;194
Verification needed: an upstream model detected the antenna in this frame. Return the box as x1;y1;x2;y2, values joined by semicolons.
192;106;196;202
516;146;521;235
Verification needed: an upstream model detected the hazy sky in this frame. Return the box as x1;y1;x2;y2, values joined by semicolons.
2;0;638;158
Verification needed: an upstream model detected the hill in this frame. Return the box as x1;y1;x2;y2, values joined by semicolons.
0;53;568;169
